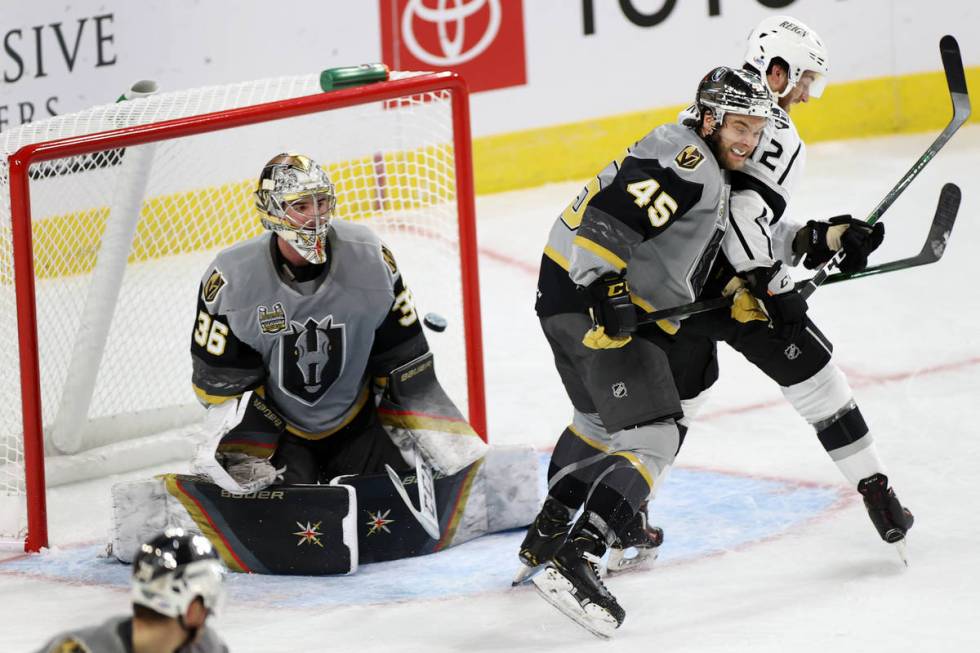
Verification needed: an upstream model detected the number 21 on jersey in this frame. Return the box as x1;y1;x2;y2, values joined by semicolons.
626;178;678;228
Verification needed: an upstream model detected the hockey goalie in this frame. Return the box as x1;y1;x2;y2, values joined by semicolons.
110;153;538;574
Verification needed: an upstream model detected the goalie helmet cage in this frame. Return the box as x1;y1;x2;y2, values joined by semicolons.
2;70;486;552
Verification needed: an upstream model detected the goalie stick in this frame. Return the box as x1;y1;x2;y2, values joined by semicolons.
638;35;969;325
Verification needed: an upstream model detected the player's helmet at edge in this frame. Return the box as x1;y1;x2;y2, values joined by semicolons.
745;15;829;98
696;66;773;130
131;528;227;620
255;153;337;264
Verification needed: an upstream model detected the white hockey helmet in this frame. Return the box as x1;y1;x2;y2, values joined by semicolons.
255;153;337;264
131;528;227;619
744;15;829;98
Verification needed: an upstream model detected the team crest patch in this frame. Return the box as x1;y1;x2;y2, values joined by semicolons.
202;269;226;303
675;144;705;171
381;245;398;276
257;302;287;334
784;343;801;360
612;381;628;398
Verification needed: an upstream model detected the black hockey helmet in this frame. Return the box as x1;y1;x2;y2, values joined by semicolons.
131;528;227;619
695;66;773;126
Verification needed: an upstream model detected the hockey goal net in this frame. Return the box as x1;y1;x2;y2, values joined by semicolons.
0;70;485;552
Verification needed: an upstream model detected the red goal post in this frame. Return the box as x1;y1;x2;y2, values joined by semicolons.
3;70;486;552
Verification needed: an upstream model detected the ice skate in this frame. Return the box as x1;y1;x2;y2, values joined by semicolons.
513;497;571;585
857;473;914;566
606;504;664;574
532;512;625;639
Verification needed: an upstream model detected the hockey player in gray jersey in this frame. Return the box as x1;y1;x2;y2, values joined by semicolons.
35;528;228;653
523;66;772;637
190;153;429;492
616;15;912;568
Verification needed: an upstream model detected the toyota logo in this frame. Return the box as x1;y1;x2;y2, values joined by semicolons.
401;0;502;66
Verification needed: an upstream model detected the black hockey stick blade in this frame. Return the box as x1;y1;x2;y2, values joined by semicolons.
799;36;970;300
816;183;960;286
637;184;961;324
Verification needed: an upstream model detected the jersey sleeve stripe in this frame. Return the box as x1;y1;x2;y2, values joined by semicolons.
752;208;774;259
543;244;570;270
572;235;627;271
777;142;803;186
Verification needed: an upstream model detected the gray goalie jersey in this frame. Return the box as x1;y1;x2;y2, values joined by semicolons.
680;100;807;273
535;122;729;333
191;221;427;438
34;616;228;653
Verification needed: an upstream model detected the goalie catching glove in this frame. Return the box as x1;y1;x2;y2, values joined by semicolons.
793;215;885;273
579;272;637;350
742;262;809;342
191;390;286;494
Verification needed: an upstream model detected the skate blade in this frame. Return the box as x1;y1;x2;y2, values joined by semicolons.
605;545;660;575
532;567;618;640
512;563;541;586
892;538;910;568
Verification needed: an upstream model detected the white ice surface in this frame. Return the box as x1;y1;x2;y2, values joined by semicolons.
3;126;980;651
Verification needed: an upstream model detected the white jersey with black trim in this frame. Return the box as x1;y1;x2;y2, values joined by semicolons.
679;102;807;272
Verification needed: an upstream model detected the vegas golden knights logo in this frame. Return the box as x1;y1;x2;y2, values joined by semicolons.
675;144;705;171
279;315;345;405
381;244;399;276
203;269;227;303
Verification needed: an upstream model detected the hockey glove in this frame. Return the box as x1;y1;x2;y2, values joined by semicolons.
793;215;885;273
579;272;637;350
743;262;808;341
192;390;287;494
722;276;768;324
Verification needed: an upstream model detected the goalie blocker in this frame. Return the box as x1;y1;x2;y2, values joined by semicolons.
112;353;538;573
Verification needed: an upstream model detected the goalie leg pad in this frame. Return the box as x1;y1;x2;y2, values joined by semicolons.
112;474;358;575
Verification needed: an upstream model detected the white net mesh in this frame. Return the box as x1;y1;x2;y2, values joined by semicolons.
0;71;477;544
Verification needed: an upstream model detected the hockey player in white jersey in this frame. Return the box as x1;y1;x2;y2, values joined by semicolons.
35;529;228;653
523;66;773;637
611;16;913;569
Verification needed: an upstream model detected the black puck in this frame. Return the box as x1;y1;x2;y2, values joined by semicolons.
423;313;447;332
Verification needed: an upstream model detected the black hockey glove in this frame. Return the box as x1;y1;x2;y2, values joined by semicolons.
743;262;808;342
793;215;885;273
579;271;637;349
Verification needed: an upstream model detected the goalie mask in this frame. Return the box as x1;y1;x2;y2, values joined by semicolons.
255;153;337;264
131;528;227;619
745;15;829;99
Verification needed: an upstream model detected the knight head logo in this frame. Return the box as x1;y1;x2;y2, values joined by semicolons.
279;316;346;405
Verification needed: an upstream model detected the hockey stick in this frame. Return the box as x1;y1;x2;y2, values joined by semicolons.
638;35;969;325
637;184;961;323
385;451;441;540
818;183;960;287
798;34;970;299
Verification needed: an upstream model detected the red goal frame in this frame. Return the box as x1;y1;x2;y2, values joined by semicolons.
8;71;486;553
